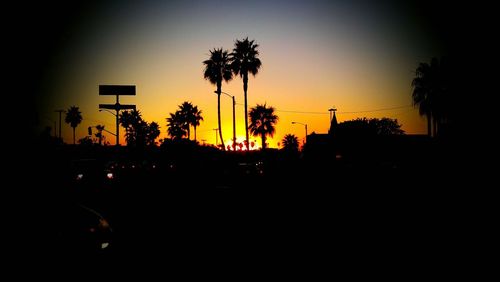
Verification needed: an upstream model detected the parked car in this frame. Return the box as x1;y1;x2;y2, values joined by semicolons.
56;203;113;253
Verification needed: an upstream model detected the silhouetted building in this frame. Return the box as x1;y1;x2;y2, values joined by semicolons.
303;109;431;167
328;110;338;137
303;110;338;155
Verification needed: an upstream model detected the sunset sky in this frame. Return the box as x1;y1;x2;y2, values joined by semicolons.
35;0;445;147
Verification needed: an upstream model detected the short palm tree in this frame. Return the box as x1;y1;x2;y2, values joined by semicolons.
249;103;278;150
179;101;195;140
65;106;83;144
119;109;143;146
231;37;262;150
95;124;105;145
167;111;187;140
147;122;161;146
203;48;233;150
282;134;299;152
192;106;203;142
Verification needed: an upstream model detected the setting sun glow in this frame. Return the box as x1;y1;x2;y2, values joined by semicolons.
35;0;443;147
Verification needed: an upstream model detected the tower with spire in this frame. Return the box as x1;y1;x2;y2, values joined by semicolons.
328;107;337;137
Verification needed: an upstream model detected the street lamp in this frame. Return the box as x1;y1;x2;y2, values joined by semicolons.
99;109;117;117
99;109;119;145
215;90;236;148
292;121;308;145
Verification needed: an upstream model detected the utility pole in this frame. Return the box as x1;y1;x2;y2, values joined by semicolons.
55;109;64;140
232;95;236;147
217;91;237;148
99;85;136;146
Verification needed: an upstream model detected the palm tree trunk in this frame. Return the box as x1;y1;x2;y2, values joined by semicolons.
187;127;191;140
243;74;249;151
217;85;225;151
194;125;197;141
433;117;438;137
427;113;432;137
73;127;76;144
261;134;266;150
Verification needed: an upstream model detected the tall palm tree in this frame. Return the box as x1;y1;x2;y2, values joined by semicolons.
231;37;262;150
412;57;445;137
167;111;187;140
203;48;233;150
249;103;278;150
192;106;203;142
282;134;299;152
65;106;83;144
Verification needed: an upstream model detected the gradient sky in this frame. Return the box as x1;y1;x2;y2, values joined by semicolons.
35;0;444;147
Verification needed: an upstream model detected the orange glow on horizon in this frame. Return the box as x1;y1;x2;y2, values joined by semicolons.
36;1;436;145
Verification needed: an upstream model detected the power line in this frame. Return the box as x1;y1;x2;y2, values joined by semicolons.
275;105;412;115
339;105;412;114
276;109;328;115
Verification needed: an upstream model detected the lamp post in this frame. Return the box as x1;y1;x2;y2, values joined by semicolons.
215;90;236;148
292;121;308;145
99;109;119;145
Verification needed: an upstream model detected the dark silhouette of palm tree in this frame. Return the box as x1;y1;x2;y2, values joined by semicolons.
65;106;83;144
95;124;105;145
412;57;447;137
179;101;195;140
249;103;278;150
282;134;299;152
192;106;203;142
231;37;262;151
120;109;143;146
147;121;161;146
203;48;233;150
167;111;187;140
119;109;159;147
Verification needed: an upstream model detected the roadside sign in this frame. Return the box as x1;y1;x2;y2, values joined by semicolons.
99;85;136;96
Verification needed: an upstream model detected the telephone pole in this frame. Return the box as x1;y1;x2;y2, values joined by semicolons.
99;85;136;146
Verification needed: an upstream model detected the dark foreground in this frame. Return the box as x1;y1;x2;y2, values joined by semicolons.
26;142;469;269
